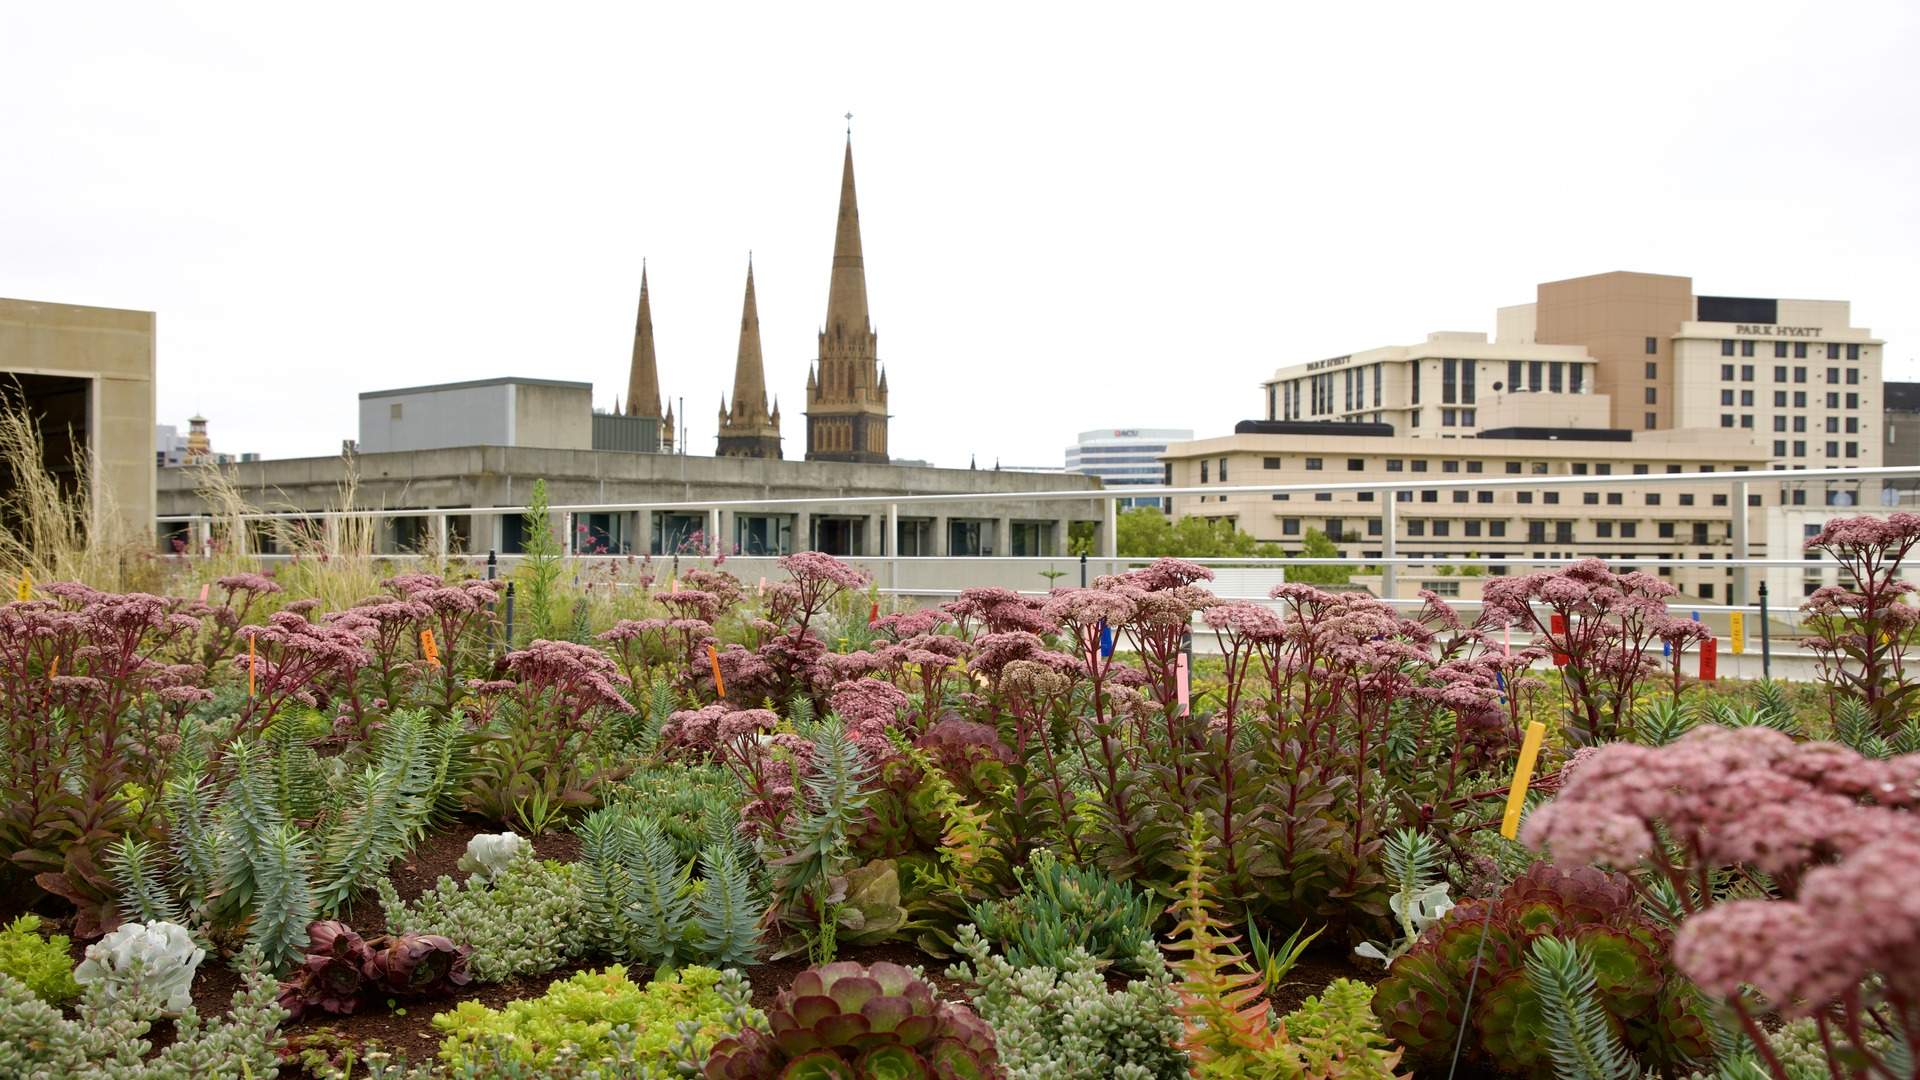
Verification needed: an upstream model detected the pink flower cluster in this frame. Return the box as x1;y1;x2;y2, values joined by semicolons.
1524;725;1920;875
942;587;1056;636
500;639;632;726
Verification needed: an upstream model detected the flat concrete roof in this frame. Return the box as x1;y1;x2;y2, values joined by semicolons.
359;377;593;399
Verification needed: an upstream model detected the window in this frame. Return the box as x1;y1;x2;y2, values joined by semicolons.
1645;337;1657;354
1795;342;1807;358
1305;457;1323;471
1645;412;1657;429
1679;493;1695;506
1847;441;1859;459
1528;522;1546;543
1847;393;1859;409
1347;458;1364;471
1478;490;1493;503
1583;492;1599;505
1282;518;1300;535
1549;363;1564;393
1693;523;1709;544
1529;360;1543;391
1794;367;1807;383
1368;518;1382;536
1847;417;1859;434
1773;391;1787;407
1517;491;1534;504
1721;389;1735;406
1506;462;1522;475
1645;492;1661;505
1827;393;1840;409
1466;520;1482;537
1721;414;1734;428
1827;441;1839;458
1741;342;1755;357
1742;364;1754;380
1263;456;1281;469
1773;365;1788;382
1597;521;1613;538
1720;364;1735;380
1644;361;1658;379
1411;363;1421;404
1219;458;1228;481
1645;387;1658;404
1827;343;1840;359
1421;490;1438;503
1544;492;1560;505
1794;440;1806;456
1555;522;1574;544
1740;415;1753;429
389;402;403;420
1468;461;1483;473
1741;390;1754;406
1443;460;1460;473
1386;459;1403;472
1700;583;1715;600
1532;462;1549;475
1774;439;1787;456
1773;415;1787;432
1199;461;1208;483
1827;417;1839;433
1606;492;1623;505
1658;522;1675;539
1794;415;1807;432
1461;408;1476;426
1721;339;1735;356
1442;408;1457;426
1490;522;1506;537
1847;368;1860;385
1411;460;1429;473
1408;520;1425;537
1848;343;1860;360
1775;342;1788;358
1314;491;1331;501
1634;464;1649;475
1433;521;1451;537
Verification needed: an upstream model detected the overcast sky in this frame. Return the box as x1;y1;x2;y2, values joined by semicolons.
5;2;1918;470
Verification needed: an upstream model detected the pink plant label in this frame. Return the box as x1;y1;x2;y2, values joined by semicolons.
757;576;767;595
1176;652;1190;717
198;582;210;604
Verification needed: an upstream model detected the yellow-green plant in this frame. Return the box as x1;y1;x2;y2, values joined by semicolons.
0;915;81;1005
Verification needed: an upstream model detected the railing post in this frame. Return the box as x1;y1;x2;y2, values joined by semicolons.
433;513;448;560
1101;496;1117;563
1380;489;1398;599
887;503;899;594
1729;480;1751;606
1758;580;1772;681
708;507;720;558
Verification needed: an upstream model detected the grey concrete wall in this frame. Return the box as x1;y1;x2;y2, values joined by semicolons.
359;384;512;453
0;297;157;539
515;383;592;450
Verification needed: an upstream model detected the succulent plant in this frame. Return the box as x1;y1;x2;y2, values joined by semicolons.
456;831;529;881
278;920;471;1019
1371;861;1713;1078
71;919;205;1016
704;960;999;1079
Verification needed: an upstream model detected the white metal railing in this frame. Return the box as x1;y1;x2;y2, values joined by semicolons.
154;463;1920;608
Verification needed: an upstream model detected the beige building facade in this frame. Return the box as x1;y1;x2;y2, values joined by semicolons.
1164;430;1772;602
0;297;157;542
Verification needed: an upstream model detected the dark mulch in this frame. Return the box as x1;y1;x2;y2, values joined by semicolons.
1259;947;1382;1016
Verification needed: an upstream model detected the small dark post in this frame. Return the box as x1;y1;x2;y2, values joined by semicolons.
1758;580;1771;680
486;548;497;581
503;581;516;649
1079;553;1087;588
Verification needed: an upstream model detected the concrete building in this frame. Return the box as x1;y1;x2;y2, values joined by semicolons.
1163;425;1772;602
358;378;593;454
156;416;257;467
155;446;1104;559
1263;332;1606;437
1066;428;1193;508
806;138;890;463
1500;271;1884;473
1885;381;1920;504
0;297;156;541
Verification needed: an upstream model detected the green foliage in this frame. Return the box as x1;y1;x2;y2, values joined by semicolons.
513;478;566;644
769;718;873;959
947;923;1188;1080
0;944;286;1079
1116;508;1280;558
967;848;1155;973
1242;919;1323;997
1286;528;1353;586
1372;862;1712;1077
0;915;81;1005
604;763;744;863
378;851;585;983
248;822;317;971
577;803;765;969
1356;828;1449;966
314;710;455;915
1279;979;1402;1079
1526;936;1637;1080
432;965;758;1075
1633;697;1697;747
108;835;188;928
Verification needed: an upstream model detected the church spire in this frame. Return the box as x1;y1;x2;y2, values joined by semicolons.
823;137;869;343
625;263;663;423
715;257;782;459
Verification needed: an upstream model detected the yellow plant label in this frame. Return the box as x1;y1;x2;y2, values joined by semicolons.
1501;720;1547;840
420;629;441;667
16;573;29;602
1729;612;1745;655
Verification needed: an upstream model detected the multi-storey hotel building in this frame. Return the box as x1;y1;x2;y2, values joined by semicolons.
1167;271;1891;604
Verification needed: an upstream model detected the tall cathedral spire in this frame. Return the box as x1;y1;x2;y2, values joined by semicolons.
806;134;890;464
716;258;782;459
624;263;667;451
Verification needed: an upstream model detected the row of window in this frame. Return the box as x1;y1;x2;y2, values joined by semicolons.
1723;389;1865;412
1272;457;1737;476
1718;363;1862;385
1720;339;1863;360
1278;515;1720;544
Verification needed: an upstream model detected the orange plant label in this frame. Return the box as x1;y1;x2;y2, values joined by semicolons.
708;644;725;697
246;632;257;698
420;629;441;667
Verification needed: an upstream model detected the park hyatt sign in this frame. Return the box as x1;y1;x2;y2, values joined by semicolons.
1735;324;1823;338
1305;355;1353;371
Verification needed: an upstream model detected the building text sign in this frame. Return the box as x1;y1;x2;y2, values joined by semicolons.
1736;324;1822;338
1306;355;1352;371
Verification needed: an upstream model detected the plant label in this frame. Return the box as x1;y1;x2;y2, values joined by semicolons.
420;629;441;667
1500;720;1547;840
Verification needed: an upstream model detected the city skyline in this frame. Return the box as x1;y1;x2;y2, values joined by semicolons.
4;2;1919;469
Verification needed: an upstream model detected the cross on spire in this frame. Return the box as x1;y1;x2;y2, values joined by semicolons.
844;111;853;134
